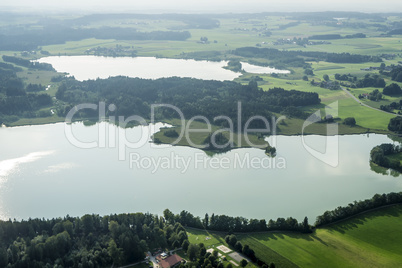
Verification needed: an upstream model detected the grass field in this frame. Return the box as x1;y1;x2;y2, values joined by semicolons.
186;228;226;248
184;205;402;268
236;205;402;268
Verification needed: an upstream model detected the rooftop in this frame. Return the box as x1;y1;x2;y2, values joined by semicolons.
157;254;183;268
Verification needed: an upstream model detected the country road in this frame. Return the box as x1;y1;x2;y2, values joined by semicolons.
341;87;402;117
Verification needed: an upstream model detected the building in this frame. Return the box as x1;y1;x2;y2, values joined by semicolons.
156;254;183;268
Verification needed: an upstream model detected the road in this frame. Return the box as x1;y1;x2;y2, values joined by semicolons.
341;86;402;117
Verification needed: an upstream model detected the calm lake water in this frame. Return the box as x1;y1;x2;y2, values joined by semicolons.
37;56;290;81
0;122;400;221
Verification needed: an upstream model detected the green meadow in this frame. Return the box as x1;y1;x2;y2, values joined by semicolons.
186;205;402;268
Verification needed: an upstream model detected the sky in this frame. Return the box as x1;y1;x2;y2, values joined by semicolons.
1;0;402;13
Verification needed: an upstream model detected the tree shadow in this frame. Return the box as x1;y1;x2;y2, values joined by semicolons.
326;205;402;234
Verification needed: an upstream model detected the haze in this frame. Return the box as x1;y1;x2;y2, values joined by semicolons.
2;0;402;13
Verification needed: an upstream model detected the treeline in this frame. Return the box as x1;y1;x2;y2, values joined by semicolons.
0;27;191;51
380;100;402;113
335;73;389;89
163;209;312;234
315;192;402;227
309;33;366;40
2;55;55;71
370;143;402;171
355;74;386;88
55;77;320;129
232;47;381;69
0;62;22;72
0;212;190;267
68;13;220;29
224;234;276;267
0;65;52;124
231;47;308;69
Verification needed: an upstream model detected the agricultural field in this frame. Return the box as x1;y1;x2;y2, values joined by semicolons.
201;204;402;268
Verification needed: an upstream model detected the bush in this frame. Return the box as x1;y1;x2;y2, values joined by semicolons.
383;83;402;96
343;117;356;126
388;116;402;133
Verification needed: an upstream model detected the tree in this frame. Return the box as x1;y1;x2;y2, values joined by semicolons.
187;244;199;261
81;214;94;235
108;239;122;266
172;240;180;249
242;245;250;256
0;247;7;267
304;69;314;76
395;72;402;83
234;241;243;252
203;213;209;229
383;83;402;96
164;209;175;224
343;117;356;126
388;116;402;133
212;249;219;258
226;263;233;268
199;243;206;257
302;217;312;233
182;240;190;251
323;74;330;82
302;75;309;81
109;221;120;239
240;259;248;267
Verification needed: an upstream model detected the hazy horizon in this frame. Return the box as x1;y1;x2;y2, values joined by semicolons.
1;0;402;14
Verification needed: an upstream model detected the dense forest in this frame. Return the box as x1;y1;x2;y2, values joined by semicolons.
55;77;320;130
0;212;188;267
309;33;366;40
0;63;52;124
0;27;191;51
2;56;54;71
232;47;382;69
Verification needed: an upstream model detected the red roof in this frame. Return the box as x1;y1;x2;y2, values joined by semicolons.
157;254;183;268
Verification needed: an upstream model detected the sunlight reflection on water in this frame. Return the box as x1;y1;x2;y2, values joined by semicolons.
0;151;55;179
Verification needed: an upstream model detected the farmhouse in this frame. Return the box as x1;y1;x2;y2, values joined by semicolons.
156;254;183;268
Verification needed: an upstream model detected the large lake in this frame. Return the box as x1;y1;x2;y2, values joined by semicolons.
37;56;290;81
0;122;400;221
2;56;400;222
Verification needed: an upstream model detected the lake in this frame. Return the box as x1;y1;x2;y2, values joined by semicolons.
0;122;400;221
36;56;290;81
